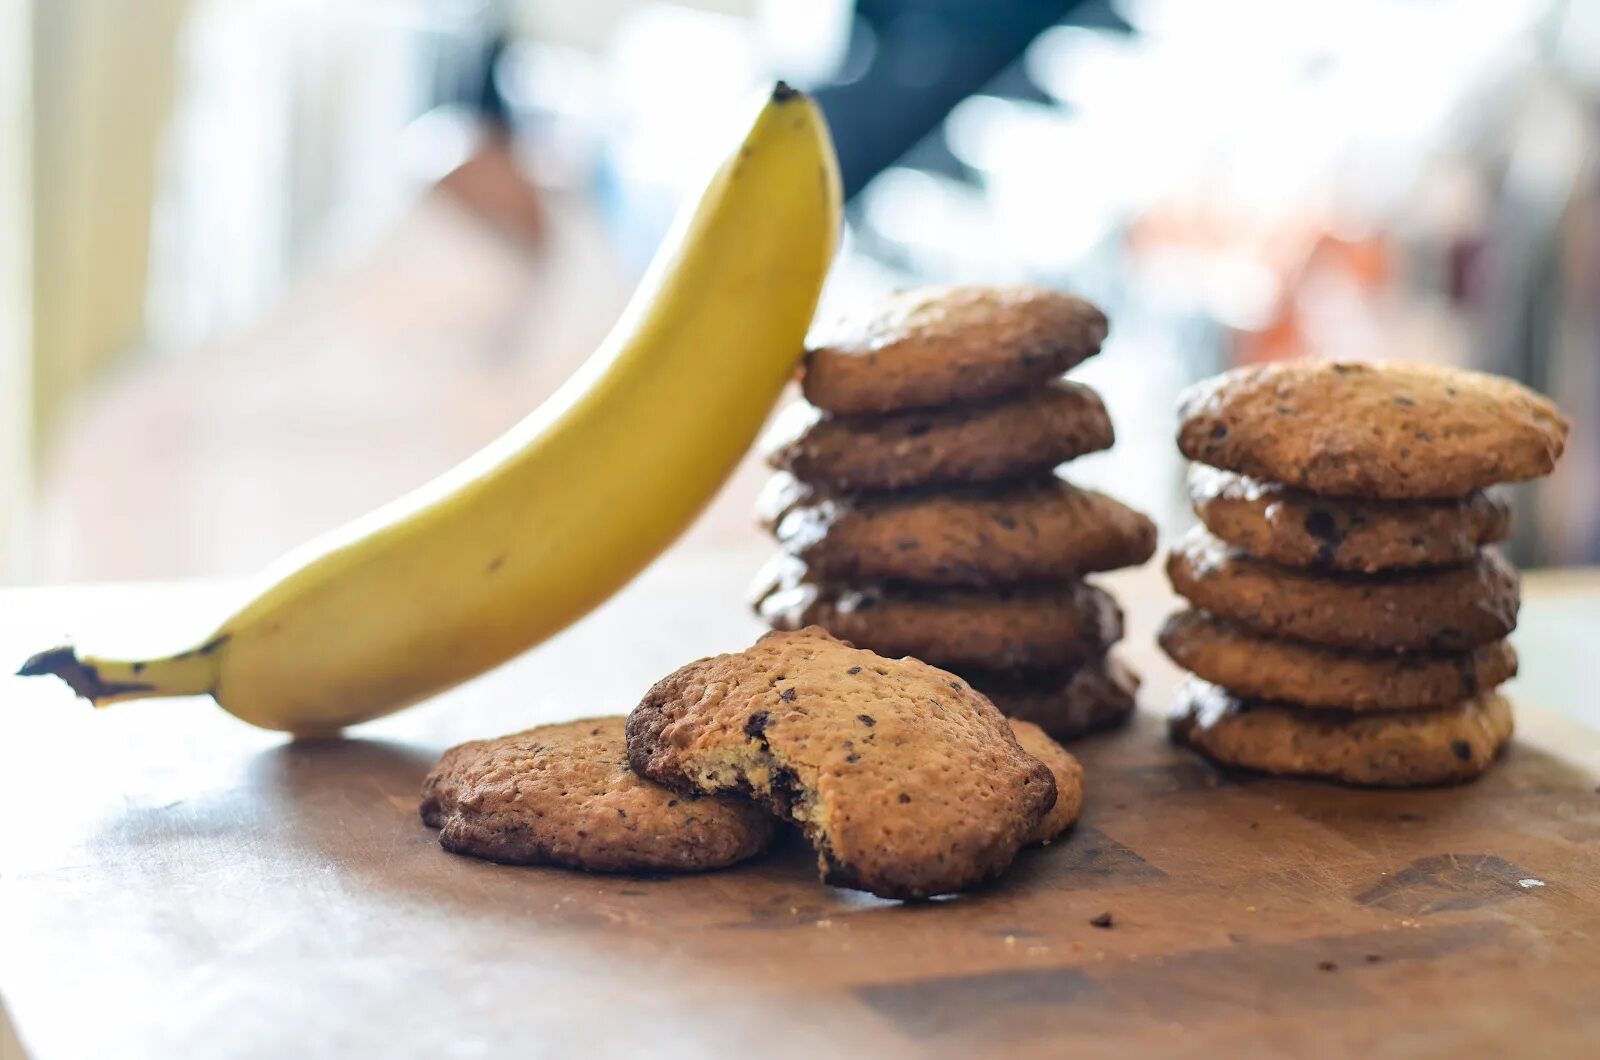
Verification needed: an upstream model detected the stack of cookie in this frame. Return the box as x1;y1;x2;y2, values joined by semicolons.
1161;361;1569;786
752;285;1157;740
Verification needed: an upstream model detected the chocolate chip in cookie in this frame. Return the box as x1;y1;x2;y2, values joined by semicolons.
421;717;777;872
626;627;1057;899
802;285;1108;415
1188;465;1512;572
1177;361;1568;499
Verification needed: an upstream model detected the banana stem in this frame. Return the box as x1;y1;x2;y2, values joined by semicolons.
17;637;226;706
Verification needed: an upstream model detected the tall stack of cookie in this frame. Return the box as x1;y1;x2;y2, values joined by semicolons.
1161;362;1570;786
752;285;1157;740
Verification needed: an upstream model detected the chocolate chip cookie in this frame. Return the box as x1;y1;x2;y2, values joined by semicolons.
964;656;1140;739
1166;529;1519;652
1008;719;1085;844
1169;679;1514;787
1177;361;1569;499
767;475;1156;588
626;627;1057;899
420;717;777;872
762;380;1114;492
754;557;1124;670
1159;610;1517;711
802;285;1108;415
1188;465;1513;572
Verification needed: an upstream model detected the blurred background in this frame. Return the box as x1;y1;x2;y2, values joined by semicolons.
2;0;1597;584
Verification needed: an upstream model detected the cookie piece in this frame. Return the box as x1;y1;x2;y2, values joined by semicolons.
1169;679;1514;787
1166;529;1519;652
965;656;1140;740
754;558;1124;670
626;628;1057;899
1177;361;1568;499
1159;610;1517;711
1008;719;1085;844
767;475;1156;588
803;285;1108;415
420;718;776;872
763;380;1114;492
1188;465;1512;572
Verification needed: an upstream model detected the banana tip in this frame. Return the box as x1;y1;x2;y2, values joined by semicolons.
16;646;153;702
771;80;800;103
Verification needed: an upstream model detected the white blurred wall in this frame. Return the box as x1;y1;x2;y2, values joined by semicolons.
1;0;30;577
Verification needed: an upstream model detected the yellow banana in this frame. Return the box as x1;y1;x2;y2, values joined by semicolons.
20;83;841;735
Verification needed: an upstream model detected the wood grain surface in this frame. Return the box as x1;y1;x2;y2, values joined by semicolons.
2;552;1598;1059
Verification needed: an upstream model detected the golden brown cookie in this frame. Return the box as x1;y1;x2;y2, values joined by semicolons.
626;628;1057;899
762;380;1114;492
1169;679;1514;787
965;656;1140;740
1007;719;1085;844
802;285;1108;415
1159;610;1517;711
1188;465;1512;572
1177;361;1568;499
420;718;777;872
766;475;1156;588
1166;529;1519;652
753;557;1123;670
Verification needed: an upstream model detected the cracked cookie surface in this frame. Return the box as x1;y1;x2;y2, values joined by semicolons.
1177;361;1568;499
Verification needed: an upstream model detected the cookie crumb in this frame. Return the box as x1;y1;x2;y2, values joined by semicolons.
1089;912;1114;929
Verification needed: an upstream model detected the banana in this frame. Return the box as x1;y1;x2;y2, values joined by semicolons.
19;83;842;735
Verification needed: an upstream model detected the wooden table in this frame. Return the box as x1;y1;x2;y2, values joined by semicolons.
3;552;1599;1059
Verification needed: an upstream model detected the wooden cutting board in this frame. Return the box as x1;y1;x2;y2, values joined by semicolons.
2;553;1598;1059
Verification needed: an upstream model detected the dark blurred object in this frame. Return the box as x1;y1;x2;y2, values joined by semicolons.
425;13;544;247
814;0;1085;198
